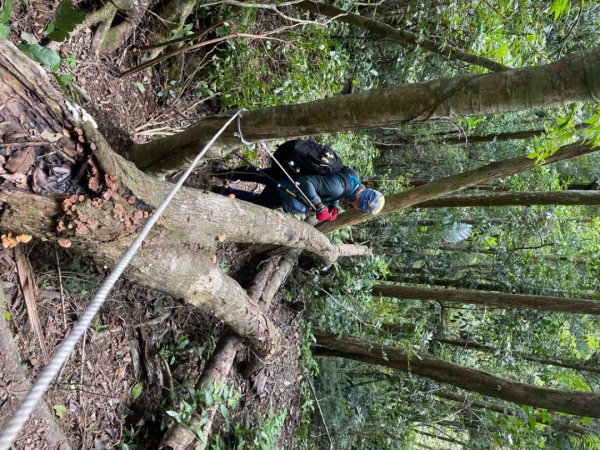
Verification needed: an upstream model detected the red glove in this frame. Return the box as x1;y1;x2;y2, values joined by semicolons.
316;207;331;221
328;207;339;221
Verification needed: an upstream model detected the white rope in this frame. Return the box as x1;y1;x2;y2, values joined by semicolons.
0;111;242;450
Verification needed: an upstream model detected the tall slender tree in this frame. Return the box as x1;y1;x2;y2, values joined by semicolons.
313;332;600;417
372;284;600;315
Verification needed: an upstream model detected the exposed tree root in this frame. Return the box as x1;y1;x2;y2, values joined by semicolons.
159;250;301;449
144;0;197;60
0;282;72;449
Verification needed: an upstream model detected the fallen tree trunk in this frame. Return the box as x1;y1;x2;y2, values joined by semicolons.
131;47;600;173
414;190;600;208
318;141;600;233
437;392;594;435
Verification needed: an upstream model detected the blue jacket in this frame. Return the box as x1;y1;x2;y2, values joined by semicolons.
278;171;361;213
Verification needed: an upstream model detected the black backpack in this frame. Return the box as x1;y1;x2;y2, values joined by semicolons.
271;140;346;179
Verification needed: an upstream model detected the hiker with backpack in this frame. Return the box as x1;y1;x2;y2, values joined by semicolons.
216;140;385;222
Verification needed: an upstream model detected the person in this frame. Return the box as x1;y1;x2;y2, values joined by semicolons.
217;140;385;222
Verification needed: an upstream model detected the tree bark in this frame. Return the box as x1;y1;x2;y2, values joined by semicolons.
131;47;600;174
312;332;600;417
295;1;508;72
0;39;362;356
432;336;600;374
415;190;600;208
438;392;594;435
318;141;600;233
372;284;600;315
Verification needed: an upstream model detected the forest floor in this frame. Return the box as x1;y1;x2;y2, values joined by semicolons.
0;2;306;449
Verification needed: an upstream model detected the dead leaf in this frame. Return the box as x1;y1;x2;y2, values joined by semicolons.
5;147;36;174
211;255;217;264
228;194;236;200
53;165;71;175
32;165;48;194
15;245;49;362
6;130;29;139
62;146;78;158
218;234;226;242
1;172;28;189
40;130;63;142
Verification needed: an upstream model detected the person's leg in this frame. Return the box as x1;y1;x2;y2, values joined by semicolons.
223;182;282;209
281;195;308;214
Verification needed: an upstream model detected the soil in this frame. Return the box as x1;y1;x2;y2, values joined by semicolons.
0;2;305;449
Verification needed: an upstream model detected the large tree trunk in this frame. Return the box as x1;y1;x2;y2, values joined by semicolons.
318;141;600;233
415;190;600;208
295;1;507;72
0;39;364;355
372;285;600;315
131;47;600;174
312;332;600;417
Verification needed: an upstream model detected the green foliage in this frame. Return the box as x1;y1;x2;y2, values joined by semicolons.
45;0;84;42
165;381;241;447
19;43;61;68
225;408;287;450
196;10;350;110
0;0;12;39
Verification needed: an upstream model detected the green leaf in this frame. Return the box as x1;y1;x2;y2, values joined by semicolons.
45;0;84;42
3;310;11;321
0;23;10;39
1;0;13;24
549;0;570;20
130;382;143;400
19;43;61;67
53;404;67;419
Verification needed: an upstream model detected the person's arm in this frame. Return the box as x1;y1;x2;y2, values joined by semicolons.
297;175;345;221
